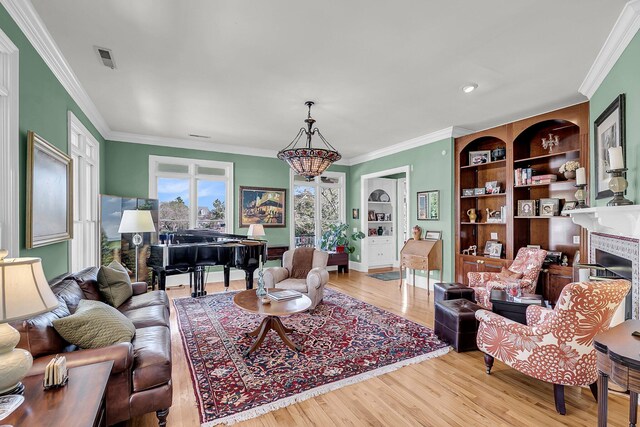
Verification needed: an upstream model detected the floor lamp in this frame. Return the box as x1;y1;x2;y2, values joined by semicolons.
0;251;59;396
118;210;156;282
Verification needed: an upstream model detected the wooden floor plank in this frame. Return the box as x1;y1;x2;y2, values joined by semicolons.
129;270;633;427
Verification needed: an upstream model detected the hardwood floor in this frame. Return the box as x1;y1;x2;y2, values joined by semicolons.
130;270;632;426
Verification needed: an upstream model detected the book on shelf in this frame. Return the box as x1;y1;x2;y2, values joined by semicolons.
267;290;303;302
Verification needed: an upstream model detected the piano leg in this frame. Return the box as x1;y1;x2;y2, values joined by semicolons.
223;265;231;290
200;267;207;296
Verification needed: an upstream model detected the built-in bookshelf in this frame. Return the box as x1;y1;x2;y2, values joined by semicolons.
454;103;589;302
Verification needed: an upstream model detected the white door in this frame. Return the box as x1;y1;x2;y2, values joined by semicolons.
69;113;99;271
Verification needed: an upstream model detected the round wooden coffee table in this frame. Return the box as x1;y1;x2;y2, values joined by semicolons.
233;289;312;356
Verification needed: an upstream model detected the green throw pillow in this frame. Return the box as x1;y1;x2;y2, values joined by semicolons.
97;260;133;307
52;300;135;349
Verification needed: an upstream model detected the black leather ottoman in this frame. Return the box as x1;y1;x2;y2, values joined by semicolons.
434;282;475;303
434;299;481;352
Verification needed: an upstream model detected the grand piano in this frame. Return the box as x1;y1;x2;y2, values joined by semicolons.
147;229;267;297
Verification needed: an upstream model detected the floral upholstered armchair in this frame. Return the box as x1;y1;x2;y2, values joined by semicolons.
476;279;631;415
468;247;547;309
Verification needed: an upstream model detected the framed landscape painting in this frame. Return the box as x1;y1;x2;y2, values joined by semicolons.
240;186;286;227
26;131;73;248
417;190;439;220
594;94;625;199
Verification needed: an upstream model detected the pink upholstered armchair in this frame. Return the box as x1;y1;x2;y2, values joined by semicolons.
468;247;547;309
476;279;630;415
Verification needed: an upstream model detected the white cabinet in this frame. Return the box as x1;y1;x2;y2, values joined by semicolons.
367;178;396;267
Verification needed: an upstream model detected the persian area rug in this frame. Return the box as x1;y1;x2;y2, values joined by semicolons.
368;271;401;281
174;288;449;426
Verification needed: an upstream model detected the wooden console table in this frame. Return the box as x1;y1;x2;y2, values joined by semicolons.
3;361;113;426
594;320;640;427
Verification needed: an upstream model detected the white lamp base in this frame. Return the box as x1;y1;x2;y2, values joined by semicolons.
0;323;33;395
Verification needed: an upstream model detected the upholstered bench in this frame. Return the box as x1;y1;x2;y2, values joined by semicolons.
434;298;481;352
434;282;475;303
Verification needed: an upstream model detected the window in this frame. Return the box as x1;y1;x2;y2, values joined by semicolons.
69;112;100;271
292;172;345;247
149;156;233;233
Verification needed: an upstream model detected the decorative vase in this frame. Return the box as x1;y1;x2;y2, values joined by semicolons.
256;269;267;297
412;226;422;240
564;170;576;180
377;226;384;236
467;208;477;223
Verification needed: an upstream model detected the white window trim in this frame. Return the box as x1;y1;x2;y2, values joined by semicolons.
148;155;234;232
289;170;346;248
0;28;19;256
67;111;100;270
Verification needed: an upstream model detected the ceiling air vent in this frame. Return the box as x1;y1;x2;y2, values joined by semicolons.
94;46;116;69
188;134;211;139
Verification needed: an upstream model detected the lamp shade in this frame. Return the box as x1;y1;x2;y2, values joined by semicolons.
0;257;59;322
247;224;266;237
118;210;156;233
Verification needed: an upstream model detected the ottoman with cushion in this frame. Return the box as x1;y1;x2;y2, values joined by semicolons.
434;298;482;352
434;282;475;303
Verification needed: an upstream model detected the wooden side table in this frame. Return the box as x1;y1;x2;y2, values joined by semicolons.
594;320;640;427
3;361;113;427
327;252;349;273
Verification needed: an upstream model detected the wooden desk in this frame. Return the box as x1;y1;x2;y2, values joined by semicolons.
594;320;640;427
4;361;113;426
399;239;443;294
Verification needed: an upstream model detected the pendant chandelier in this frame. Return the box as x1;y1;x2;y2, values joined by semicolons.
277;101;341;181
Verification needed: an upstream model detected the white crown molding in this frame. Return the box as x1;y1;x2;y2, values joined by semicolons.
108;131;279;159
579;0;640;99
346;126;469;166
1;0;110;137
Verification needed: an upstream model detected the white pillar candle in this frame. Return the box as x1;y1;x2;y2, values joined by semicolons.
609;146;624;170
575;167;586;185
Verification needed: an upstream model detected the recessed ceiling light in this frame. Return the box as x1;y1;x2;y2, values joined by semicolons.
462;83;478;94
188;134;211;139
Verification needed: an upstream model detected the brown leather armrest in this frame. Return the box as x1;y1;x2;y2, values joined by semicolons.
29;342;134;376
132;282;148;295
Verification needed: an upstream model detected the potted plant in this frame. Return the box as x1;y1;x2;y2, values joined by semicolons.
319;223;365;254
559;160;580;180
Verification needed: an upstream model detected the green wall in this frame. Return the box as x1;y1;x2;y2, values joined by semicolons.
590;29;640;205
348;138;455;282
0;5;106;279
104;140;349;247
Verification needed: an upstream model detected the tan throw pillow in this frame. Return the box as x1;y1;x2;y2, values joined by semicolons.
498;267;523;281
97;261;133;307
52;300;135;349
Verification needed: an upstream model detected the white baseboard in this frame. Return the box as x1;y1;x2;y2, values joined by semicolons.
401;272;436;290
164;269;246;288
349;261;367;272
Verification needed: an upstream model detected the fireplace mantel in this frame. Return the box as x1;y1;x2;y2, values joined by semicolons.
568;206;640;238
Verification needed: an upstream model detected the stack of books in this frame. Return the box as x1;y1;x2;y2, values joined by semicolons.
267;290;303;302
531;174;558;185
514;168;534;186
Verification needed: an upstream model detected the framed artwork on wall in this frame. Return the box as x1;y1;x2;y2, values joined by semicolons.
239;186;287;227
26;131;73;248
352;208;359;219
417;190;439;220
594;94;625;199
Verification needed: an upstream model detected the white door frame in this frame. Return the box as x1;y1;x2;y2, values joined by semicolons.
360;165;410;272
0;28;19;256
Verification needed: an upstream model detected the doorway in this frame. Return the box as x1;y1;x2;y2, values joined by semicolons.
360;166;410;272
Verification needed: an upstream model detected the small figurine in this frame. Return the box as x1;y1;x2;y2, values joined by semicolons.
412;225;422;240
561;255;569;266
462;245;477;256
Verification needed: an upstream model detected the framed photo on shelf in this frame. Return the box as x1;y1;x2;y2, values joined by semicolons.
376;213;386;221
474;188;486;195
26;131;73;248
539;198;560;215
462;188;475;197
484;241;503;258
562;201;577;215
368;210;376;221
517;200;535;217
239;186;286;227
540;203;555;216
469;150;491;165
594;94;625;199
417;190;439;220
484;181;498;194
425;231;442;240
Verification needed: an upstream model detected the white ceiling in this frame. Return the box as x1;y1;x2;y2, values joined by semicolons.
31;0;626;159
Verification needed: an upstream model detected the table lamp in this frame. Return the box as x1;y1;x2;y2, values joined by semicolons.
0;251;59;395
247;224;265;239
118;210;156;281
